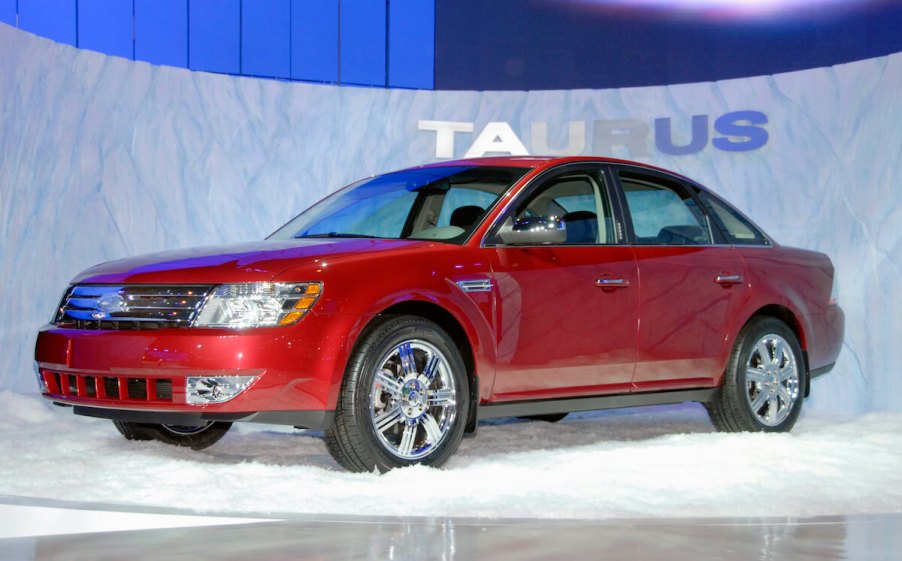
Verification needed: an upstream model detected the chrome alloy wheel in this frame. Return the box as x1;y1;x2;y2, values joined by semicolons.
744;333;800;427
369;340;458;460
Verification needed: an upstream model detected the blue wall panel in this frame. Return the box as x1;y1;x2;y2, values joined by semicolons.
135;0;187;67
242;0;290;79
0;0;16;26
340;0;386;86
18;0;76;46
291;0;338;83
388;0;433;89
78;0;133;59
189;0;240;74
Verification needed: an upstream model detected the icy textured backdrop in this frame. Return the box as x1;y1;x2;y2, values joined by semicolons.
0;24;899;412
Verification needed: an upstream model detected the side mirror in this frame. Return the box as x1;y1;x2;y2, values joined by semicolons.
498;216;566;245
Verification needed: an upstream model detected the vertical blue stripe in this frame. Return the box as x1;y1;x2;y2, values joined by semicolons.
77;0;134;59
189;0;241;74
388;0;434;89
135;0;188;67
290;0;338;82
340;0;386;86
18;0;77;46
242;0;290;78
0;0;16;26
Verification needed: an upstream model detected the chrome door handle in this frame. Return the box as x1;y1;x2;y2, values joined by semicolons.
715;274;743;285
595;278;630;288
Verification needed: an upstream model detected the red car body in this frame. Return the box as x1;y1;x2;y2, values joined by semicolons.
34;157;844;467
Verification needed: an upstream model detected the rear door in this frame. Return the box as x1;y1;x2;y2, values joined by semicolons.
610;166;750;391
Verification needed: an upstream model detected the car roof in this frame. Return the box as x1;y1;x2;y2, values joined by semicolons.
406;156;693;182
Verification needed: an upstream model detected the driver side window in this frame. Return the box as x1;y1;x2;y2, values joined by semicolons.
515;172;615;245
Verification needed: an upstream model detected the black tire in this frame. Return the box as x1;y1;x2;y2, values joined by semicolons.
518;413;568;423
324;316;470;473
706;317;806;433
112;420;232;450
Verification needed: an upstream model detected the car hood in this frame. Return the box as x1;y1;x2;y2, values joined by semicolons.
71;239;431;284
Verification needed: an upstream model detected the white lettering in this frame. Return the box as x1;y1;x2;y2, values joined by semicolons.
418;120;474;158
464;122;529;158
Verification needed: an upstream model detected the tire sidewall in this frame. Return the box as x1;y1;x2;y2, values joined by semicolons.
348;317;469;471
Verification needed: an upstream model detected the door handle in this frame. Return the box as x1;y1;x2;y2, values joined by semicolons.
714;274;744;285
595;278;630;289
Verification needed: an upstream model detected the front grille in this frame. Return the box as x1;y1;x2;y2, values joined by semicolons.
55;284;214;330
42;370;173;403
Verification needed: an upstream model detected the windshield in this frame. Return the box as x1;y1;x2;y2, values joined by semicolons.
268;166;529;243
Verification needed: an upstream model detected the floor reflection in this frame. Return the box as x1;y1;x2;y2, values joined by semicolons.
2;510;900;561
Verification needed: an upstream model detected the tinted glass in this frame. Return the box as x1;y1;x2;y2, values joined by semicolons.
700;191;770;246
514;171;615;245
620;173;712;245
269;166;528;243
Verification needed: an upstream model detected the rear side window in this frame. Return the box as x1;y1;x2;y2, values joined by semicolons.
700;192;770;246
620;173;712;245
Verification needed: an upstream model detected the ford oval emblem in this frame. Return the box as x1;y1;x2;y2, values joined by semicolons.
97;292;128;314
91;312;106;319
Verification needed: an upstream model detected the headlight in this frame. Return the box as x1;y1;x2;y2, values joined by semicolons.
193;282;322;328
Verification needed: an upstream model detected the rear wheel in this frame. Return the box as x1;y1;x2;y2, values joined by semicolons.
325;316;469;473
112;421;232;450
707;317;805;432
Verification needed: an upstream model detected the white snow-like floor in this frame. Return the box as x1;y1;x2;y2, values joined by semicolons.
1;391;900;520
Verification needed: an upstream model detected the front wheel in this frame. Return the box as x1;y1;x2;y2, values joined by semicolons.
112;420;232;450
707;317;805;433
325;316;469;473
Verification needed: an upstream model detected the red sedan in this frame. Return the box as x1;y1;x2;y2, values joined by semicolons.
34;157;844;472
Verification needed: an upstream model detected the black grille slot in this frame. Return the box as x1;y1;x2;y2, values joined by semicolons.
156;379;173;400
127;378;148;400
104;377;120;399
84;376;97;398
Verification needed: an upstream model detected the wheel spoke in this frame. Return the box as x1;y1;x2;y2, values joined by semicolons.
750;389;769;413
422;413;444;445
397;424;417;456
375;369;403;398
766;396;780;422
754;341;772;365
777;385;795;407
428;388;455;407
398;343;417;377
772;339;785;366
745;368;768;384
375;405;403;433
423;353;440;382
777;363;796;382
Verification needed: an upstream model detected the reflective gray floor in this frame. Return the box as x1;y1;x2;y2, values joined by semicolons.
1;497;900;561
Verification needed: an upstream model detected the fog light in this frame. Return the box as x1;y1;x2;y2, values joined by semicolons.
186;376;257;405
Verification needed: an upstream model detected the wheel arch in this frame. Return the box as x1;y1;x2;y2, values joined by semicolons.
741;304;812;396
360;300;481;433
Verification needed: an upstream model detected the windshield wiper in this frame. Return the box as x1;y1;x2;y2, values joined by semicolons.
296;232;381;239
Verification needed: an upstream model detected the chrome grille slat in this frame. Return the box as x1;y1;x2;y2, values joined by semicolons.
56;284;214;330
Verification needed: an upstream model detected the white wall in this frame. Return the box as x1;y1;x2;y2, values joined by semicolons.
1;24;899;412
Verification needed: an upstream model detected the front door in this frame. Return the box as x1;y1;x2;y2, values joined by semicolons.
486;167;639;401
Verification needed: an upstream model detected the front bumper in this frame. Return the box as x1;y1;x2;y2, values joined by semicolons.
34;311;357;426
